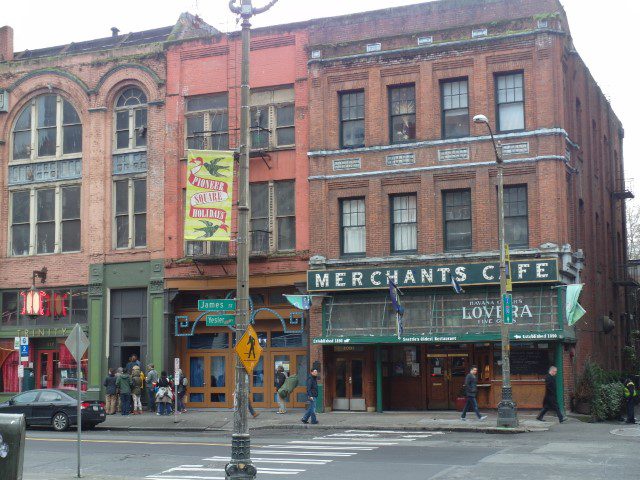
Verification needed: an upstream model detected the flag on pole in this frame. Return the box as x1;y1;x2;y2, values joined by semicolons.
564;284;586;326
388;277;405;338
283;295;312;310
451;276;465;294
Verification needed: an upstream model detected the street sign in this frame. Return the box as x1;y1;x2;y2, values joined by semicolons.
14;337;20;350
174;357;180;373
20;337;28;346
206;314;236;327
505;244;513;292
17;365;24;378
198;299;236;311
65;324;90;362
19;345;28;357
235;325;263;373
503;293;514;324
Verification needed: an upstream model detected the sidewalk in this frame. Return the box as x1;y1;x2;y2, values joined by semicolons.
97;408;555;434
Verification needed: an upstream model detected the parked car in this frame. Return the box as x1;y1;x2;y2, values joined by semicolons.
0;389;105;431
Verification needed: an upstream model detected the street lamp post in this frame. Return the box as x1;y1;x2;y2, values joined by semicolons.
226;1;279;479
473;114;518;428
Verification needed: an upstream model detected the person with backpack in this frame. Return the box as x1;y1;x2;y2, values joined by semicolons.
274;365;288;414
461;365;487;421
103;368;117;415
116;368;132;416
624;378;637;424
156;371;173;415
131;365;144;414
177;368;188;414
146;364;159;413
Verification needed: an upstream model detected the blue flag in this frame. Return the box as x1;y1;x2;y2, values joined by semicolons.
388;278;405;338
451;276;465;294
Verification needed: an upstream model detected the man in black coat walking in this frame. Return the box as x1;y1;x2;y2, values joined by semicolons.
301;368;319;425
537;365;565;422
461;366;487;421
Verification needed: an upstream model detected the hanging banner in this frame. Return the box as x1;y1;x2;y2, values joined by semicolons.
185;150;234;241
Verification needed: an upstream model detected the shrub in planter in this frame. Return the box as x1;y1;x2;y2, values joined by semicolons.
574;360;624;420
591;382;625;421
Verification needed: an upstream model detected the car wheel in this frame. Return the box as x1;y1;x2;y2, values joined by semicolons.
52;412;69;431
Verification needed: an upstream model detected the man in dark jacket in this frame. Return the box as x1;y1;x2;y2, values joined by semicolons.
623;378;637;424
301;368;319;425
537;365;565;422
461;366;487;421
103;369;117;415
116;369;132;416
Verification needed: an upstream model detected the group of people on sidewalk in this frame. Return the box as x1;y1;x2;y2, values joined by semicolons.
103;355;189;416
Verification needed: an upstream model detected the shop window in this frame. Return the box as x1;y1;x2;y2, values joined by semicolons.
504;185;528;247
10;185;81;256
187;333;229;350
496;72;524;132
441;78;469;138
2;292;18;326
1;287;87;327
250;181;296;254
391;194;417;253
185;93;229;150
270;331;307;348
114;87;147;151
113;177;146;249
210;357;226;388
389;84;416;143
340;90;365;148
386;346;420;377
11;94;82;162
250;87;295;149
443;189;472;251
340;198;366;256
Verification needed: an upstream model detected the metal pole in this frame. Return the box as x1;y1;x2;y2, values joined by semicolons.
226;1;278;479
76;335;81;478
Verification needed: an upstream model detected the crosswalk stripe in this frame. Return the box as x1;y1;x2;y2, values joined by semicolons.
253;450;356;457
146;476;224;480
167;466;305;473
297;440;398;446
319;435;415;442
345;429;411;434
265;444;377;450
203;456;331;465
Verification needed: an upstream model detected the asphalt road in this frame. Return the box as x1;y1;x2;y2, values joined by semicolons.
22;419;640;479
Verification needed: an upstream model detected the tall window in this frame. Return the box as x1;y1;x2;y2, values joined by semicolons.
10;185;81;256
114;88;147;150
12;94;82;161
441;79;469;138
504;185;528;247
185;93;229;150
340;91;365;148
389;85;416;143
341;198;366;255
496;72;524;132
114;178;146;249
443;190;472;251
250;88;295;149
391;195;417;253
250;181;296;254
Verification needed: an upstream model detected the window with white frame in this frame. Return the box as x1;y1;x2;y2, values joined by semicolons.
504;185;528;247
10;185;81;256
340;198;366;255
185;93;228;150
113;178;146;249
11;94;82;161
496;72;524;132
250;88;295;150
250;180;296;254
391;194;417;253
441;78;469;139
443;189;472;251
114;88;147;151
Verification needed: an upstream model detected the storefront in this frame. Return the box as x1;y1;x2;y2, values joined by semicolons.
309;259;574;411
0;286;89;397
172;287;310;410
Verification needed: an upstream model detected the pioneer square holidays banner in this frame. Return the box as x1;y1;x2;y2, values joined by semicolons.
184;150;234;241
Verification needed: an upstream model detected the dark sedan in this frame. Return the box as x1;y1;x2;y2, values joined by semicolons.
0;389;105;431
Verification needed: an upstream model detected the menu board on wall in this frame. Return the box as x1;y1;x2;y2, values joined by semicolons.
509;349;550;375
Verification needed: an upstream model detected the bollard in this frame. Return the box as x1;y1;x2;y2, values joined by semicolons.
0;413;26;480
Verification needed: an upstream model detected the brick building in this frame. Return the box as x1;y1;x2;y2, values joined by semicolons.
305;0;628;412
0;15;211;398
162;23;312;409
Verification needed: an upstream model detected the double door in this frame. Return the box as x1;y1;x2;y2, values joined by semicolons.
250;352;308;409
37;350;59;389
187;353;231;407
333;356;365;411
427;352;469;409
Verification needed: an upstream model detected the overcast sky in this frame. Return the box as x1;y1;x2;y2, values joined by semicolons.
4;0;638;193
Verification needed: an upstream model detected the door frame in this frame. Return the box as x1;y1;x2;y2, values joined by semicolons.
426;350;470;410
332;354;366;411
36;350;55;389
185;352;233;408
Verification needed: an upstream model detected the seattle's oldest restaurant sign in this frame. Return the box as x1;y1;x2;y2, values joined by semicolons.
307;259;558;292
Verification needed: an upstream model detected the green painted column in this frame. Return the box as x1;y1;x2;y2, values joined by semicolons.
376;345;383;413
149;292;165;372
88;264;105;402
555;342;565;414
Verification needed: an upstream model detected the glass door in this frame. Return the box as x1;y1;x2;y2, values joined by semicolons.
250;357;267;407
209;355;229;407
448;353;469;409
187;355;206;406
333;356;365;411
37;351;54;389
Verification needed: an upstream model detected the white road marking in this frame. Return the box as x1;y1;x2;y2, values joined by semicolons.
252;450;356;457
266;444;377;450
204;456;331;465
146;476;224;480
291;440;398;446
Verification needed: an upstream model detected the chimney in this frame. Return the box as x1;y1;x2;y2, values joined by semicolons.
0;26;14;62
111;27;120;38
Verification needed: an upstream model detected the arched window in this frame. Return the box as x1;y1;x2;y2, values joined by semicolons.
11;94;82;161
114;87;147;150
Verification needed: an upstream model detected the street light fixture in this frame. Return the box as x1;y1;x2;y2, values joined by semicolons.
473;114;518;428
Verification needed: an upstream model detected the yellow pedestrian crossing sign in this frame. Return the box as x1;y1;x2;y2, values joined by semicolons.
235;324;263;373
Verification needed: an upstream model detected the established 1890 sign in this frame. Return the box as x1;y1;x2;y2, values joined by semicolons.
307;259;558;292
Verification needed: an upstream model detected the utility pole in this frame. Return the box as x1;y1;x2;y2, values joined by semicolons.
226;1;278;479
473;114;518;428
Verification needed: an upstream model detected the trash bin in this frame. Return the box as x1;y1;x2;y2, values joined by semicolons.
21;368;35;392
0;413;26;480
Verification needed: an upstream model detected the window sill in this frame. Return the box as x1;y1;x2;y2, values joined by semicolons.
8;250;82;258
391;250;418;256
111;247;150;254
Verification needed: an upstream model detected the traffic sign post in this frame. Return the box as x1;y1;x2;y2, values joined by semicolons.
235;325;263;374
206;314;236;327
503;293;514;325
198;299;236;311
65;324;89;479
174;358;180;423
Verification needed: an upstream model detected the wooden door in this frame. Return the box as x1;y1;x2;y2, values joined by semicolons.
333;356;365;411
186;353;231;408
448;353;469;406
268;352;309;409
427;354;448;409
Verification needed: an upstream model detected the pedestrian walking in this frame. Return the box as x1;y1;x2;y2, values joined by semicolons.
274;365;288;414
131;365;144;414
146;364;159;413
461;365;487;421
103;368;117;415
624;378;637;424
156;371;173;415
177;368;188;413
537;365;565;423
247;400;260;418
301;368;319;425
116;368;132;416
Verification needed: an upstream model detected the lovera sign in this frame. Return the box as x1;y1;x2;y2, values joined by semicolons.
307;259;558;291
